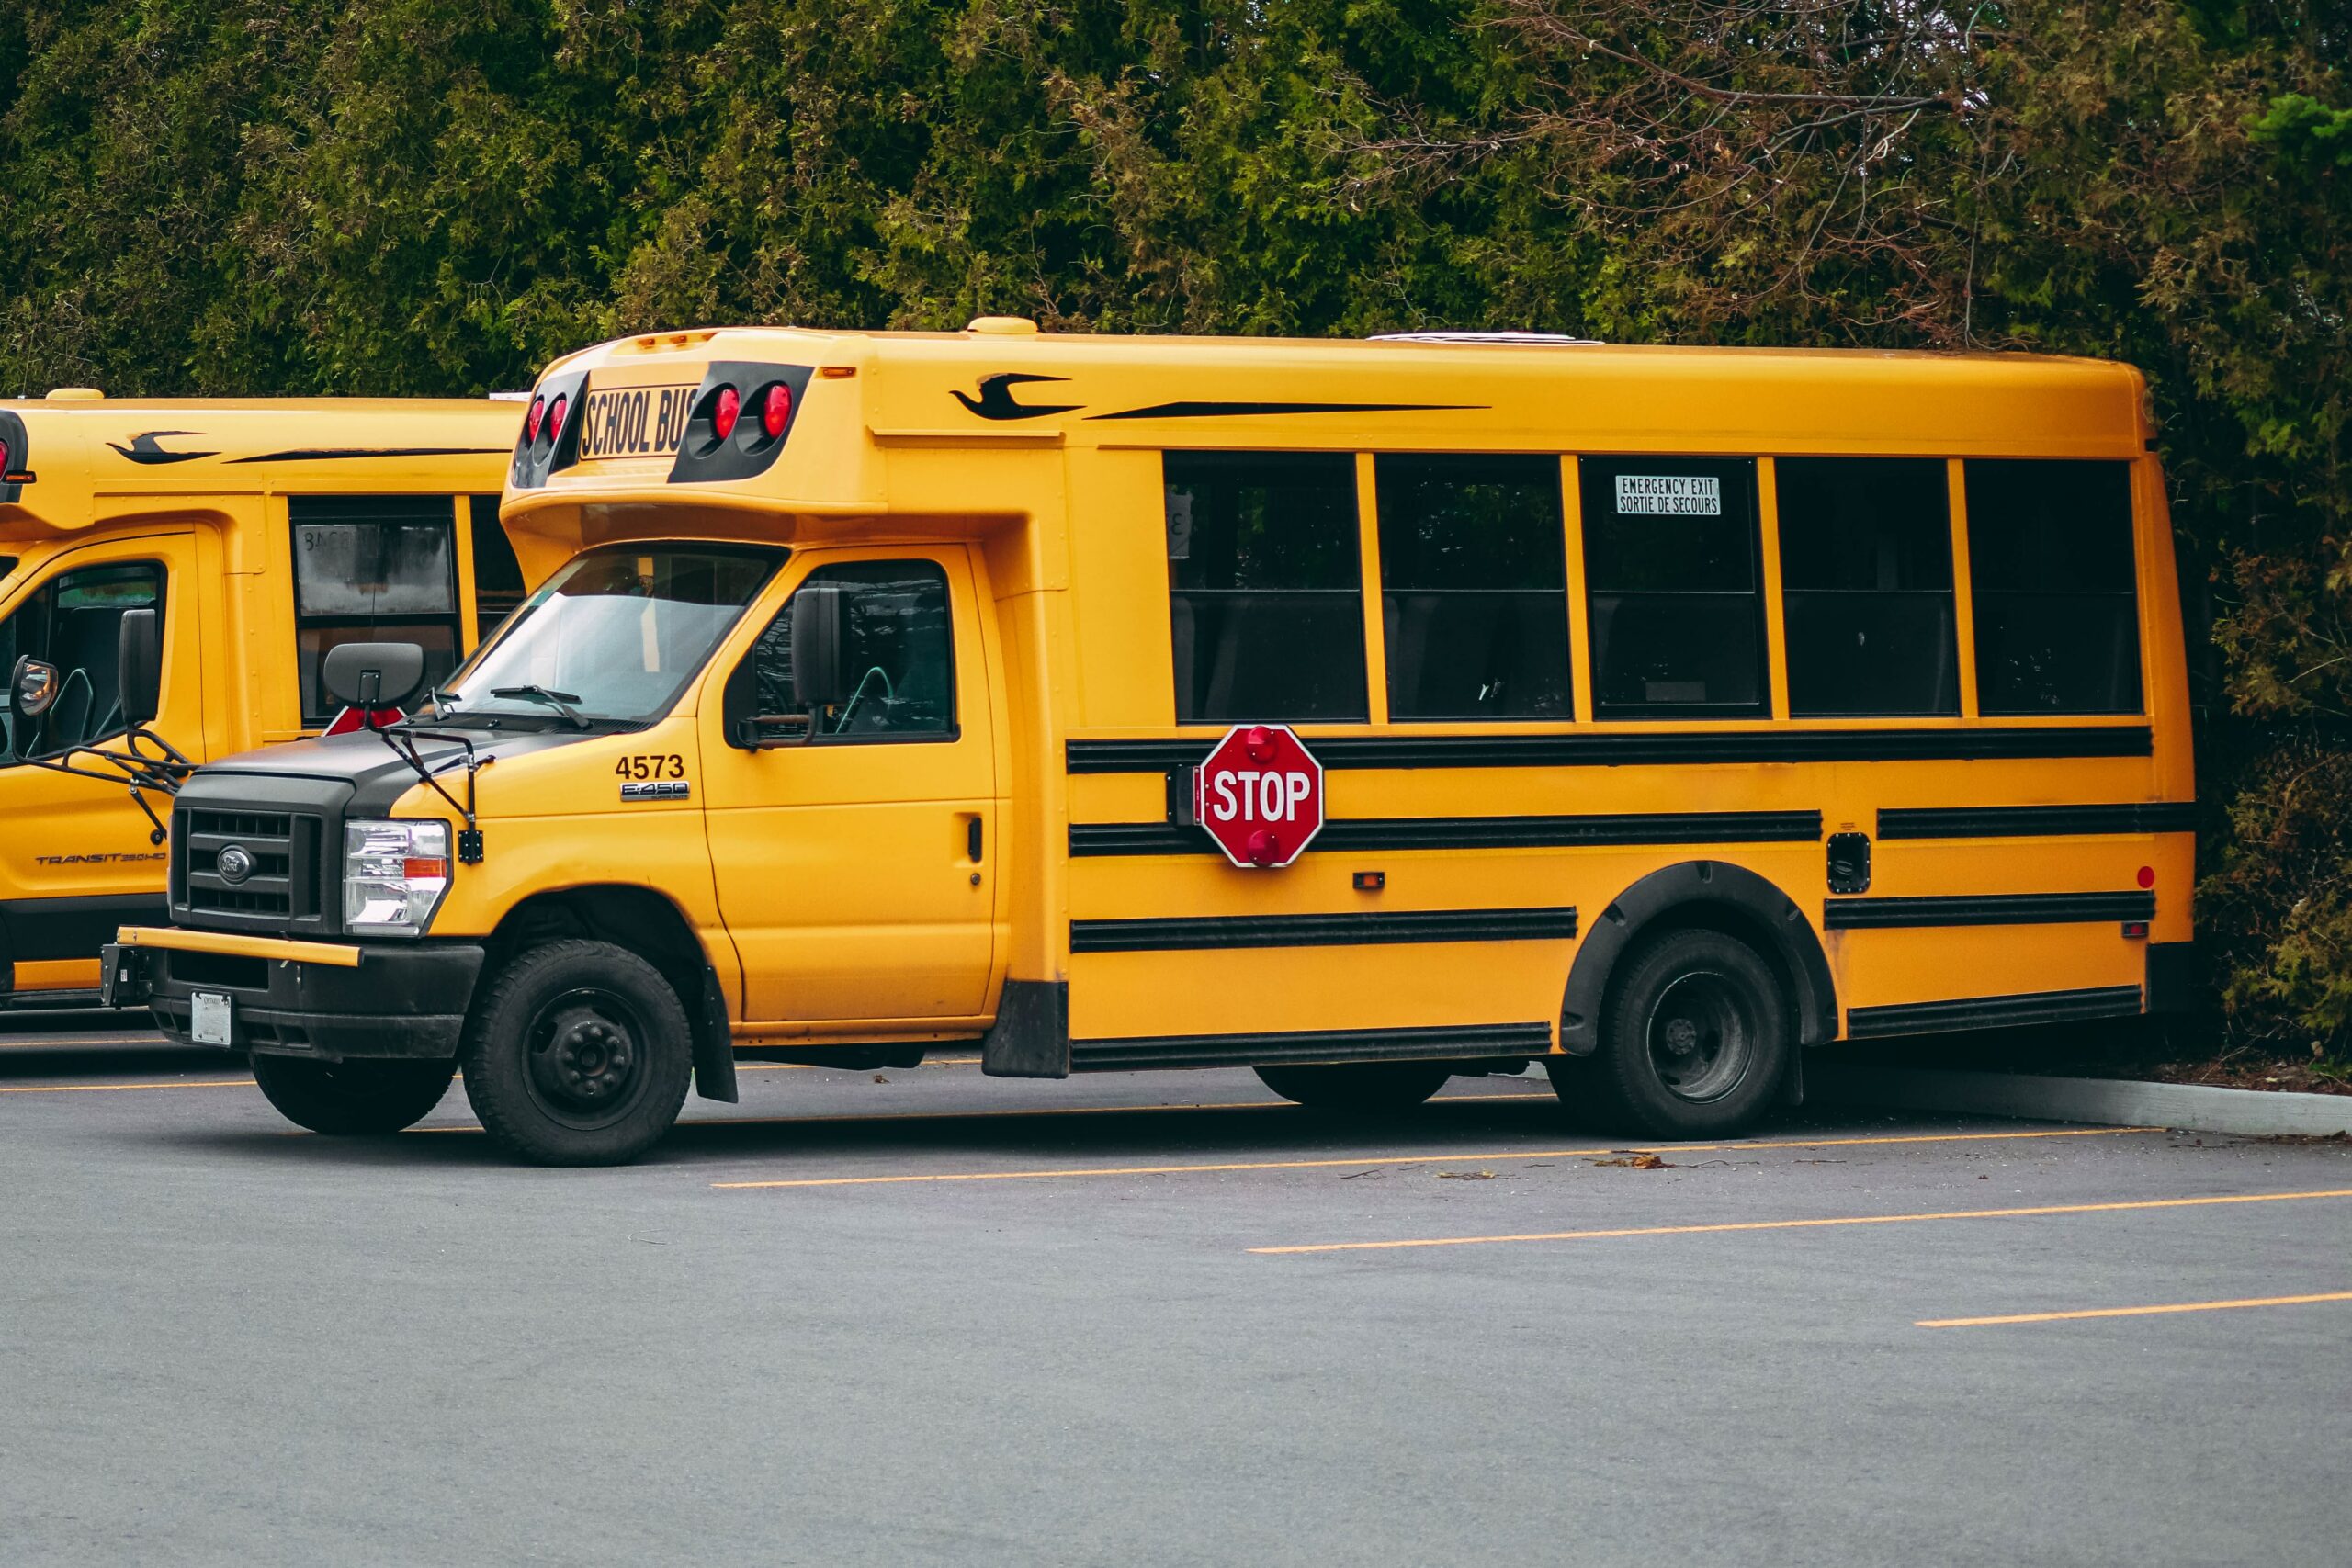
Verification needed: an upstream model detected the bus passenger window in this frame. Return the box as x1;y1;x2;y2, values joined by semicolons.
289;495;462;724
1964;459;2142;714
1777;457;1959;716
1579;457;1766;719
1375;455;1569;721
0;561;164;762
468;496;528;638
1166;452;1367;724
748;562;956;740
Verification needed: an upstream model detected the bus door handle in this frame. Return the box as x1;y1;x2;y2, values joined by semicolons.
967;815;984;863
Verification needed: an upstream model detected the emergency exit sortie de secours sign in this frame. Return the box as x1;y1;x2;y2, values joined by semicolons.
1192;724;1326;870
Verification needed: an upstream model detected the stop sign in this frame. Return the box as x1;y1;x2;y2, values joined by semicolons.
1192;724;1325;869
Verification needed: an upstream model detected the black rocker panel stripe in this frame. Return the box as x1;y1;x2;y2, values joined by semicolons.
0;893;169;965
1071;905;1578;953
1822;891;2154;930
1877;802;2199;839
1845;985;2143;1038
1071;809;1822;858
1070;1021;1553;1073
1066;727;2154;774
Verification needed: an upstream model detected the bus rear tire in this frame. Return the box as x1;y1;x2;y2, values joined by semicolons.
459;940;693;1167
1567;927;1791;1139
249;1053;455;1135
1254;1062;1452;1111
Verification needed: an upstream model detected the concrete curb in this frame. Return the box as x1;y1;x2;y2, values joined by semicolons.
1810;1063;2352;1138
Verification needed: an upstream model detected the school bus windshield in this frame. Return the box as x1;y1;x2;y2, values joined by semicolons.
435;543;780;727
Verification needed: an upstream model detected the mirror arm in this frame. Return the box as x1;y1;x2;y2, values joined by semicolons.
374;724;494;863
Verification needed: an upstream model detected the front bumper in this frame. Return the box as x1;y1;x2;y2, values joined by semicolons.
105;927;484;1060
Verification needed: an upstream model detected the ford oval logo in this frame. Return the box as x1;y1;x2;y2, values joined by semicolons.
216;845;256;886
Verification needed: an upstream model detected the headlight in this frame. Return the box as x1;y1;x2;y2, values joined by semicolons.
344;819;451;937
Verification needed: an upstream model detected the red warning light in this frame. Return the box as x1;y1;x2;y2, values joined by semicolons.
760;382;792;440
524;397;545;444
711;386;741;441
2136;865;2155;889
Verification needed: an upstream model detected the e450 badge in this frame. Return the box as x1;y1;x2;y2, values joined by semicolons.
617;755;690;802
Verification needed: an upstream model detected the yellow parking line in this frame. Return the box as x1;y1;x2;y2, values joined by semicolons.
0;1077;252;1094
712;1124;2158;1190
1250;1188;2352;1255
1919;1291;2352;1328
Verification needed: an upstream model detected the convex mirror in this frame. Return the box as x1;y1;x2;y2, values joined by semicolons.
321;640;427;713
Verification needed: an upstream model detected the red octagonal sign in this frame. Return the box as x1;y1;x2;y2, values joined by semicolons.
1193;724;1325;869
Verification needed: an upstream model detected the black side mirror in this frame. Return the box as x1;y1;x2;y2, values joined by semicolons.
321;640;428;713
118;609;162;728
9;653;60;736
790;581;851;710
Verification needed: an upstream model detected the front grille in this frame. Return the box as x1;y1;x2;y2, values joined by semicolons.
175;807;326;926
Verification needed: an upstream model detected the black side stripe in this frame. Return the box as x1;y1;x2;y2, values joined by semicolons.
1070;1021;1552;1072
1845;985;2143;1038
1823;891;2154;930
1071;906;1578;953
1067;727;2153;774
1071;809;1823;858
224;446;513;464
1086;401;1483;422
1878;802;2198;839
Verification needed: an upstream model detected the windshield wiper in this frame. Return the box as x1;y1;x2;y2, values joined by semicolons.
490;684;594;730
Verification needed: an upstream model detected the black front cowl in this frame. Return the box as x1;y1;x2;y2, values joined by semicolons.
171;728;596;936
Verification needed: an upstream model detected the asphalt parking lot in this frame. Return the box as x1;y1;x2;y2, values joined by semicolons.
4;1015;2348;1567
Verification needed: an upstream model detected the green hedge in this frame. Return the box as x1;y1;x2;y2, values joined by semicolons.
5;2;2346;1045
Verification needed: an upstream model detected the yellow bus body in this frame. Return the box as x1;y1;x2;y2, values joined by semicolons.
116;323;2195;1157
0;392;523;1007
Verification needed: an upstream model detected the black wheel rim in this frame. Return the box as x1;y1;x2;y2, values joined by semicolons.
1644;970;1756;1103
522;987;651;1129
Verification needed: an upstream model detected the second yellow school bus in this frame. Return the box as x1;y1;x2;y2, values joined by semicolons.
108;321;2193;1162
0;391;525;1010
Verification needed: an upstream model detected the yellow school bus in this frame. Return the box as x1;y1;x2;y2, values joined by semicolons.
0;391;524;1009
106;322;2194;1163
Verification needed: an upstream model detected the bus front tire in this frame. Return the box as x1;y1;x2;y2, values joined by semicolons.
1559;927;1791;1139
248;1053;455;1135
1254;1062;1453;1111
458;940;694;1167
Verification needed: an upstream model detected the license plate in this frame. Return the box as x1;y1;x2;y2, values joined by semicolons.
189;991;233;1046
577;384;699;461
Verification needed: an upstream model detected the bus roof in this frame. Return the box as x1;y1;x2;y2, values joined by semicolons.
507;321;2151;531
0;397;522;542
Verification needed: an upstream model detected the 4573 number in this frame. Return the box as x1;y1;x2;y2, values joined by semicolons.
616;754;686;781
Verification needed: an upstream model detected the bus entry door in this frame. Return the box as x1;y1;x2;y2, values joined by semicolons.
697;548;996;1025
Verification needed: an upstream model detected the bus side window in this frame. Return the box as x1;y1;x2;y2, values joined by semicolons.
0;560;164;762
1963;459;2142;715
1777;457;1959;716
468;496;528;639
289;496;462;725
1580;457;1767;720
743;562;957;741
1375;454;1570;721
1166;451;1366;724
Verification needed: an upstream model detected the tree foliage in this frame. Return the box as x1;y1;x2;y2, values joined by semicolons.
2;1;2347;1041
